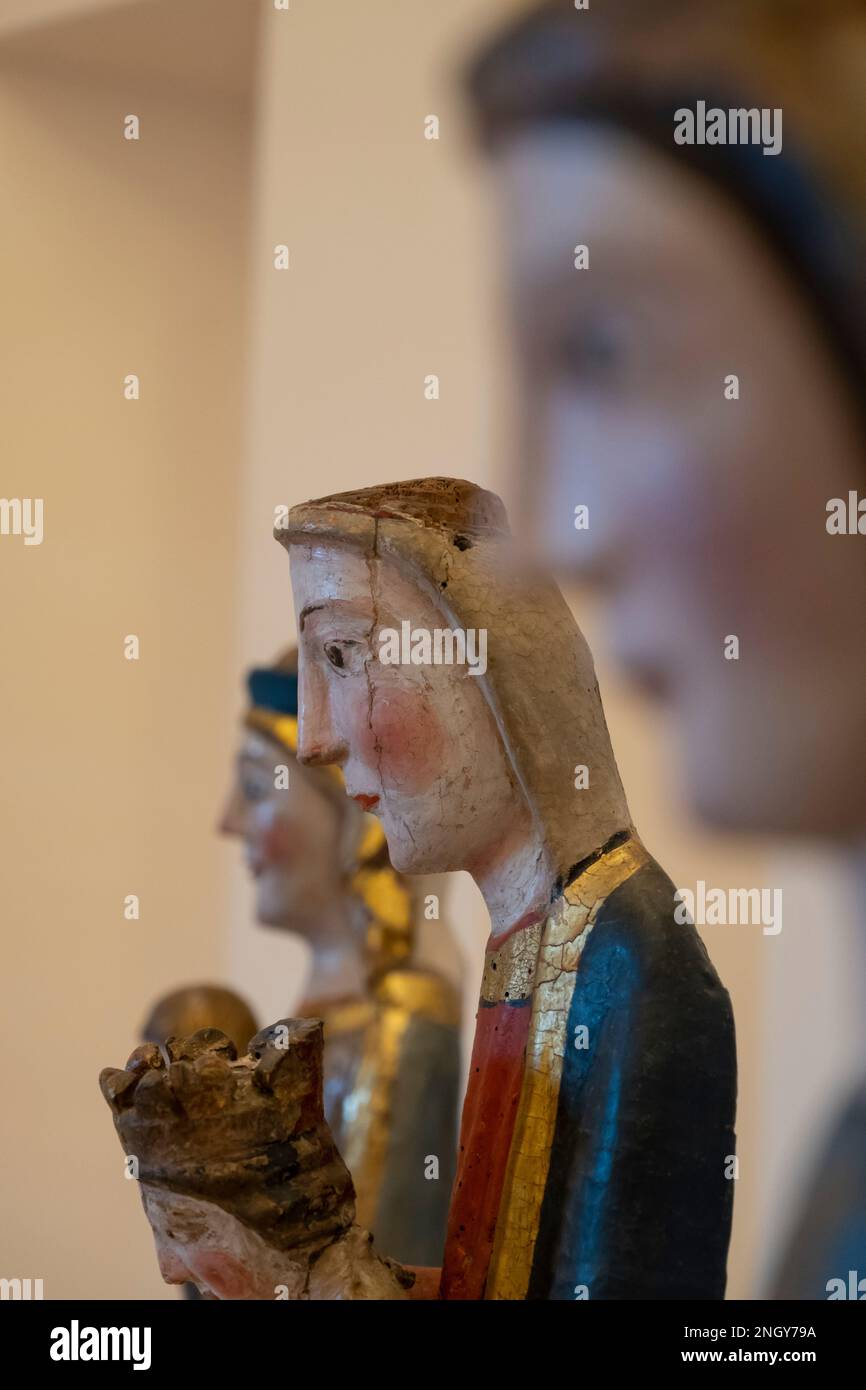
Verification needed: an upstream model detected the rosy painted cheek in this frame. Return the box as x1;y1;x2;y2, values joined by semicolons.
344;700;381;782
370;687;447;796
262;820;296;866
254;806;297;868
192;1248;258;1300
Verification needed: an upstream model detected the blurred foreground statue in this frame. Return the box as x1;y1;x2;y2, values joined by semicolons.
466;0;866;1299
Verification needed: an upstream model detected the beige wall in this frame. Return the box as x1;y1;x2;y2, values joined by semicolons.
2;0;859;1302
0;0;131;39
0;0;258;1298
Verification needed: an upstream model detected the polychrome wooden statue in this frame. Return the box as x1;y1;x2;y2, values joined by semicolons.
144;651;460;1269
102;476;736;1298
282;477;736;1300
100;1020;411;1300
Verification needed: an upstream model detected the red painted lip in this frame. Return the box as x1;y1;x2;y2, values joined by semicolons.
352;794;380;811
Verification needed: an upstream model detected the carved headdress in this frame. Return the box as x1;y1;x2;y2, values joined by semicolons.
99;1020;354;1252
279;477;632;894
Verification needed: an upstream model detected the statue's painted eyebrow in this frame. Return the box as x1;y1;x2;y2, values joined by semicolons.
238;747;268;770
299;602;327;630
299;597;374;631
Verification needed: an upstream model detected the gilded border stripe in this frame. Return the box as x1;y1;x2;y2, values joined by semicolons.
484;838;648;1299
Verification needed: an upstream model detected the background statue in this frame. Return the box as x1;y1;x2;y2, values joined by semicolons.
143;651;460;1270
143;986;257;1058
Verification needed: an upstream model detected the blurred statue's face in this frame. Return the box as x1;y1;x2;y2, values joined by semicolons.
220;730;345;927
496;124;866;835
290;542;522;875
141;1186;307;1300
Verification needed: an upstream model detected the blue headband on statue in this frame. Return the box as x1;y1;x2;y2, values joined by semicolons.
246;668;299;717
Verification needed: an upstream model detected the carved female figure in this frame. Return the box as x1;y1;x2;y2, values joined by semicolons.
283;476;737;1299
102;475;735;1299
145;651;460;1269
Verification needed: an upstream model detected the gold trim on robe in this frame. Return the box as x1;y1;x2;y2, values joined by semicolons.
334;970;460;1233
485;837;648;1299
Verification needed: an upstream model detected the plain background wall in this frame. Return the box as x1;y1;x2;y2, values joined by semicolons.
0;0;259;1299
2;0;862;1300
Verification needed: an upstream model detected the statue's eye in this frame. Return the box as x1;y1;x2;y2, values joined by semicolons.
240;765;272;803
241;775;267;803
556;311;629;383
323;640;363;674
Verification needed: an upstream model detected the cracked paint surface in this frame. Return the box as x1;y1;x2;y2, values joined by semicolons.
280;481;734;1301
485;838;649;1299
441;837;648;1300
289;538;530;884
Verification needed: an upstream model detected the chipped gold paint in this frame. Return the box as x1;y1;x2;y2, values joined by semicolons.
480;919;543;1005
485;837;648;1300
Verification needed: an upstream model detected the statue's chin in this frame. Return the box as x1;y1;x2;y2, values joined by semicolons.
380;823;446;877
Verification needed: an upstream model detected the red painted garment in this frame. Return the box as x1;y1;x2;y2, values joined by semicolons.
439;912;542;1300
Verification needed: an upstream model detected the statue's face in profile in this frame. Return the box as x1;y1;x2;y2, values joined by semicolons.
219;730;346;927
290;541;521;875
141;1186;307;1300
495;124;866;836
